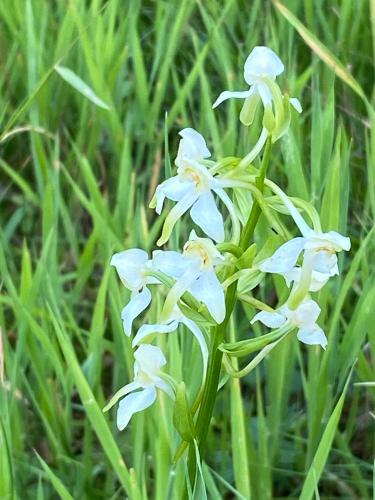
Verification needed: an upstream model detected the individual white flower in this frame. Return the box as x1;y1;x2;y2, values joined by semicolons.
259;231;351;287
212;46;302;113
103;345;174;430
151;128;236;245
251;298;327;349
258;181;351;289
132;306;208;376
153;230;226;324
110;249;159;335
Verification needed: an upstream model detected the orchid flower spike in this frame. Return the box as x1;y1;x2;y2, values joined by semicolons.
132;305;208;377
212;46;302;127
153;230;226;324
252;298;327;349
151;128;237;245
111;249;159;335
103;345;174;430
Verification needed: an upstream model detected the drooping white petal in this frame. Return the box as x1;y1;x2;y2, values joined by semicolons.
157;192;199;246
297;325;327;349
110;249;149;290
305;231;351;252
154;378;175;399
154;176;195;214
214;187;241;243
121;287;152;336
181;316;208;376
189;270;225;324
289;97;302;113
190;191;225;243
244;46;284;85
177;128;211;160
103;381;140;412
152;250;191;279
116;387;156;430
251;310;286;328
259;237;306;273
132;320;180;347
212;89;254;109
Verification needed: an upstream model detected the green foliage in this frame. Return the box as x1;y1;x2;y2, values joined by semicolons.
0;0;374;498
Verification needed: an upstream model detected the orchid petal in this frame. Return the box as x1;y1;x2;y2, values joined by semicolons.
103;381;140;412
190;192;225;243
117;387;156;430
121;287;152;336
152;250;191;278
212;89;254;109
259;237;306;273
244;46;284;85
178;128;211;160
154;176;195;214
181;316;208;377
162;267;201;321
134;344;167;375
251;310;286;328
110;249;148;290
189;270;225;324
297;325;327;349
132;320;180;347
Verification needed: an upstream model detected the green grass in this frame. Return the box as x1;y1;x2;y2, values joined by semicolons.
0;0;374;498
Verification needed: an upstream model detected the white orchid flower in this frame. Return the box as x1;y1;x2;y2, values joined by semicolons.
151;128;238;245
103;345;174;430
259;181;351;288
251;298;327;349
110;249;159;335
212;46;302;114
152;230;226;324
132;306;208;377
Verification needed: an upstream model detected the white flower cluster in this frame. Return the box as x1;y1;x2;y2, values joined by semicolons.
105;47;350;430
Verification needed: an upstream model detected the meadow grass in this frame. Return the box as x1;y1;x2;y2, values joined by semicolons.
0;1;374;498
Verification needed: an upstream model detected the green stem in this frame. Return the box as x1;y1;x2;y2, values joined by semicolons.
186;136;272;487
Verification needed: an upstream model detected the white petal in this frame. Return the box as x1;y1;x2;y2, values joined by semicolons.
162;267;202;320
251;310;286;328
132;320;179;347
117;387;156;430
285;299;321;326
297;325;327;349
121;287;152;336
152;250;191;278
259;237;306;273
324;231;351;251
177;128;211;160
189;270;225;324
110;249;148;290
244;46;284;85
289;97;302;113
134;344;167;383
154;176;194;214
103;381;140;412
181;317;208;377
154;377;175;399
190;192;225;243
212;89;254;109
311;251;338;276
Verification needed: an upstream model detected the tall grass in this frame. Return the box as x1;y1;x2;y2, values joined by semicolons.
0;1;374;498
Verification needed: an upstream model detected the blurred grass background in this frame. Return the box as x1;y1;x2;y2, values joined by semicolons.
0;0;374;498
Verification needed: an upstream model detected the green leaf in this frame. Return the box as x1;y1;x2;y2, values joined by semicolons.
55;65;110;110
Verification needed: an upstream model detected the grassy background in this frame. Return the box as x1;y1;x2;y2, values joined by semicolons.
0;0;374;498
